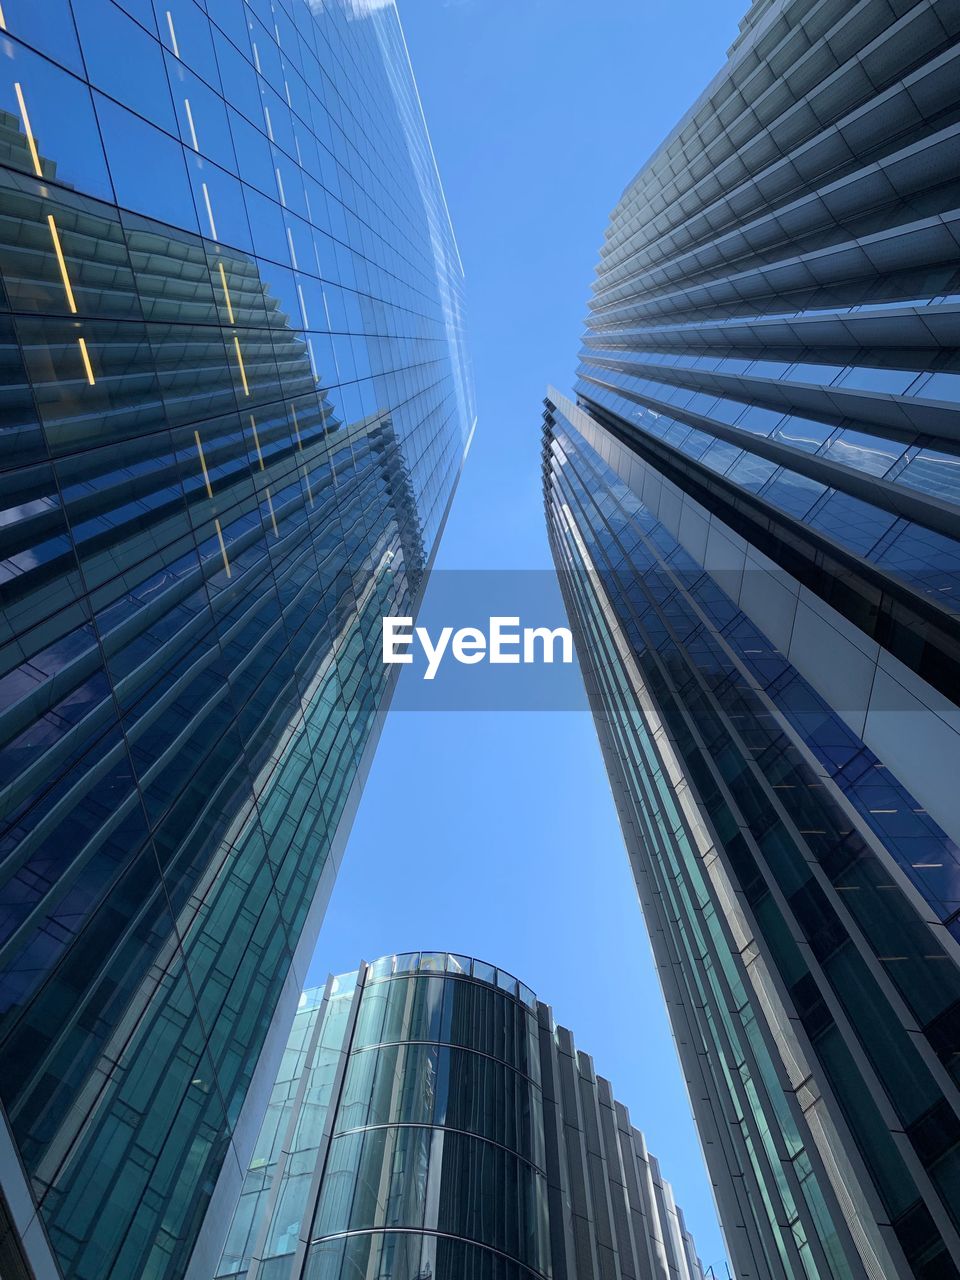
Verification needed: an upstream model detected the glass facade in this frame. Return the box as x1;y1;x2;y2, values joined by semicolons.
0;3;473;1280
544;2;960;1278
214;952;706;1280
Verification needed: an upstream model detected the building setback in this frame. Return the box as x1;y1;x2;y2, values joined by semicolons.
543;1;960;1278
0;3;473;1279
213;951;707;1280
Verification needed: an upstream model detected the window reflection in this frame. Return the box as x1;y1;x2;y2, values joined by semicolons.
579;376;960;611
155;0;222;86
74;0;177;133
167;56;237;171
0;40;112;197
0;7;473;1280
921;371;960;404
774;415;833;453
899;449;960;503
312;1127;550;1274
821;429;900;477
185;153;253;250
96;93;196;230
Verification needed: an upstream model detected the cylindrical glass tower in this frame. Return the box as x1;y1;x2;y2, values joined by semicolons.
213;952;707;1280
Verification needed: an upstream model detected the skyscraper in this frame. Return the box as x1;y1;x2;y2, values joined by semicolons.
212;951;707;1280
543;1;960;1277
0;3;473;1278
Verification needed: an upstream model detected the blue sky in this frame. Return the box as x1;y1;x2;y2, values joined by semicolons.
307;0;745;1269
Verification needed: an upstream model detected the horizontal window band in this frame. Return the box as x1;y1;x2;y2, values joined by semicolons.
572;394;960;708
578;371;960;540
328;1120;548;1178
347;1039;542;1087
304;1227;550;1280
579;357;960;448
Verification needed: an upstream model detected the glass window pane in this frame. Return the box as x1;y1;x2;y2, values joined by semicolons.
95;93;197;231
74;0;176;132
167;55;237;172
0;40;113;198
0;0;84;72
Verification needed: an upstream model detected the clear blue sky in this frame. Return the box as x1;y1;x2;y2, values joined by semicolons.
308;0;745;1270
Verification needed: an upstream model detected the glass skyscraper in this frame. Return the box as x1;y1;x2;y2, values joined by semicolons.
212;951;707;1280
544;1;960;1278
0;3;473;1279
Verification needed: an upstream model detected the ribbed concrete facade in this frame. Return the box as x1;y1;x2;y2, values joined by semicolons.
544;1;960;1278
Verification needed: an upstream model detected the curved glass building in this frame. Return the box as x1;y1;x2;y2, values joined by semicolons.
213;952;707;1280
0;4;473;1279
543;1;960;1278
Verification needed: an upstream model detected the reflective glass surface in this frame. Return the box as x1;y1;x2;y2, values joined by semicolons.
215;958;707;1280
576;372;960;611
0;4;473;1279
544;397;960;1280
544;1;960;1276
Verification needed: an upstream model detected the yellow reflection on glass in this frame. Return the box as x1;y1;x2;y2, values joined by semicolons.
47;216;77;313
217;261;235;324
249;414;264;469
77;337;95;385
194;430;214;498
13;83;42;177
233;336;249;396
